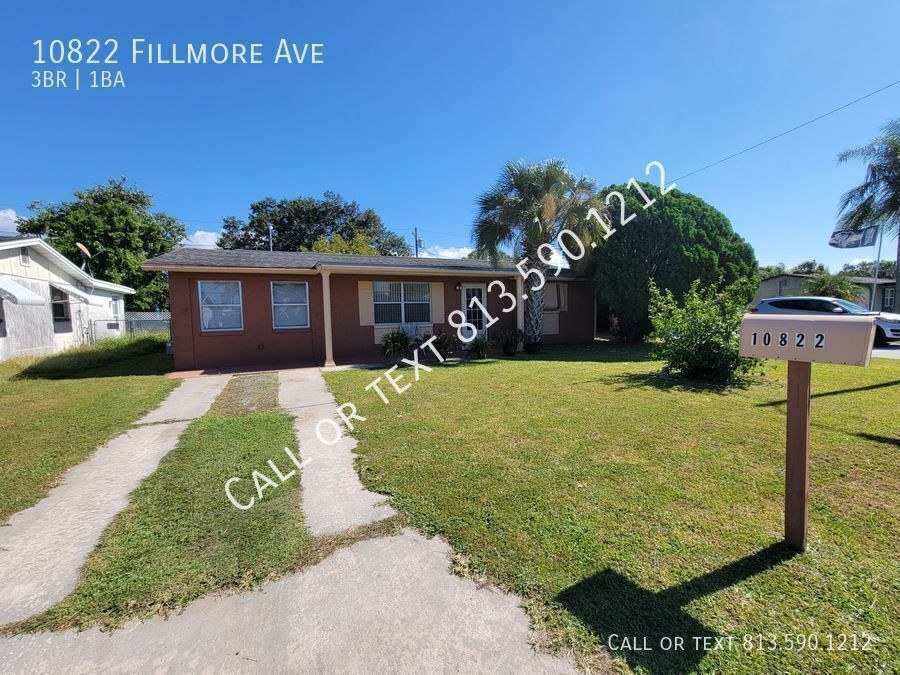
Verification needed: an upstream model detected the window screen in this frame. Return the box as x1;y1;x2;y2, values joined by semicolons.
373;281;431;324
272;282;310;328
198;281;243;331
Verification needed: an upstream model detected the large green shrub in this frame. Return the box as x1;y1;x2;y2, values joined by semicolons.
648;278;759;383
379;330;413;363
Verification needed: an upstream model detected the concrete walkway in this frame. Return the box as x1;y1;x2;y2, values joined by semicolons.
0;375;229;625
0;530;571;673
279;368;395;535
0;368;573;672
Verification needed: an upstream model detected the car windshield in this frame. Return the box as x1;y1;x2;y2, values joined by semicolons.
833;299;870;313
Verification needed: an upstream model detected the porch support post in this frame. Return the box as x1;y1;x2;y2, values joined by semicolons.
321;270;336;367
515;276;525;350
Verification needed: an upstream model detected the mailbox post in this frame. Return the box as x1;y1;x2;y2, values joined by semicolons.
739;314;876;551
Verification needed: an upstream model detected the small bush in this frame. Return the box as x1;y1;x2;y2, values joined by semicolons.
495;327;523;356
648;278;759;383
379;330;413;363
425;329;459;359
466;336;493;359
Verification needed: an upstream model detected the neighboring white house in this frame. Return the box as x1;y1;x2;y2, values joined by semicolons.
0;236;134;361
755;272;896;312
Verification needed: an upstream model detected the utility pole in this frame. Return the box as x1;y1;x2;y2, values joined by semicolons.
268;224;274;252
413;227;423;258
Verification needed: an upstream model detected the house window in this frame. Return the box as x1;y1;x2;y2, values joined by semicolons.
198;281;243;332
110;298;121;318
19;247;30;266
884;287;896;312
373;281;431;325
50;286;70;321
271;281;310;329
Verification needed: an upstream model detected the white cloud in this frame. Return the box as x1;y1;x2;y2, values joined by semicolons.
418;245;474;259
850;258;872;265
184;229;220;248
0;208;19;232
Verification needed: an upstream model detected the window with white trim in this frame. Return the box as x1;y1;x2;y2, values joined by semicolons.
110;298;121;318
373;281;431;324
198;281;243;332
19;247;30;266
272;281;310;328
883;287;895;312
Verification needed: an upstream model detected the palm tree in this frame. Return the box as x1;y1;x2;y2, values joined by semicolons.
802;271;861;301
837;119;900;308
473;160;606;346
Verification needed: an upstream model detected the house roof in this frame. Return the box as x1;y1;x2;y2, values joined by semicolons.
0;237;135;294
145;247;581;277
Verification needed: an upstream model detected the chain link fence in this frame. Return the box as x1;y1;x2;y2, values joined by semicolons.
89;312;171;344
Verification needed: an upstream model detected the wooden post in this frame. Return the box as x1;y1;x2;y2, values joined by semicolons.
785;360;811;550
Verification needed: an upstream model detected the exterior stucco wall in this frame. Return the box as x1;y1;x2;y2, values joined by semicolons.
167;269;595;369
167;271;325;370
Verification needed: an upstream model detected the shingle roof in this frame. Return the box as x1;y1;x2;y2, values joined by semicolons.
145;247;527;274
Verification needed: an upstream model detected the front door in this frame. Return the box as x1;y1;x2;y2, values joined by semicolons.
461;283;488;338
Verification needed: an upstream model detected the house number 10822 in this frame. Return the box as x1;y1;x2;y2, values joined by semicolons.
751;331;825;349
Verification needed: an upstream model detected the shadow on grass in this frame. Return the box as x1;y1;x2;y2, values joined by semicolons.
575;371;754;394
756;379;900;408
856;432;900;447
557;542;798;673
15;337;171;380
522;341;656;365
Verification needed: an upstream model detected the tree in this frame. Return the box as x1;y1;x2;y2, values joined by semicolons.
759;263;786;279
837;119;900;302
802;271;861;300
790;260;827;274
18;178;185;310
217;192;410;256
467;249;513;260
839;259;896;279
591;182;757;341
472;160;606;345
310;231;377;254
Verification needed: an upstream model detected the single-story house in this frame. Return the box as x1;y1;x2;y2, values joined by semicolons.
755;272;895;312
143;249;597;369
0;236;134;361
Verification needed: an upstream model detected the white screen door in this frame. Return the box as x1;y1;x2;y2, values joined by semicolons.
461;284;487;337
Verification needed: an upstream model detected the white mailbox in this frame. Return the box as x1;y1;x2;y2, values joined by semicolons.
739;314;876;367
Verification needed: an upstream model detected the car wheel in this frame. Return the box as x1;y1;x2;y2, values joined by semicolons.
874;327;888;347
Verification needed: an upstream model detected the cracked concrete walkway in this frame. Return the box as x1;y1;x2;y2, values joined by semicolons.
0;530;572;673
0;374;230;625
0;368;574;673
279;368;395;535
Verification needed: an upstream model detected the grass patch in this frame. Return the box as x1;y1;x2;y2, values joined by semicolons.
7;372;403;633
323;343;899;673
207;372;279;417
0;337;177;523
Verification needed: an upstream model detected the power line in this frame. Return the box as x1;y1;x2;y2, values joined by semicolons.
672;78;900;182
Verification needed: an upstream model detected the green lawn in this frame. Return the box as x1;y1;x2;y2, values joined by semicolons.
323;343;899;673
0;336;178;523
10;372;400;633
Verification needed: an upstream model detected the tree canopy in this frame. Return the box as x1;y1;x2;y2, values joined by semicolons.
217;192;410;256
839;259;896;278
790;260;827;274
310;231;377;255
802;272;861;300
591;182;757;341
17;178;185;310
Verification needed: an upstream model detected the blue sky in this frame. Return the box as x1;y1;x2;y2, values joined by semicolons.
1;0;898;268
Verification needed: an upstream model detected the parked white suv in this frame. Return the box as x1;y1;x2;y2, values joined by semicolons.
751;296;900;345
